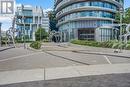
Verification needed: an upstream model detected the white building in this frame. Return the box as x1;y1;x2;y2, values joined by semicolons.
15;5;49;41
42;13;50;32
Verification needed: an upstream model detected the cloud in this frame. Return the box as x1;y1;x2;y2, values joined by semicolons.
43;8;53;13
0;16;12;31
0;16;12;22
16;3;32;7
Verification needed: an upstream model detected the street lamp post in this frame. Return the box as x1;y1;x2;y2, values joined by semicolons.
21;5;26;49
0;22;2;47
120;8;123;42
24;23;26;49
39;24;42;42
22;16;26;49
119;7;123;52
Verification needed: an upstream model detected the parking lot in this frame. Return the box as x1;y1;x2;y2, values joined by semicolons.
0;43;130;72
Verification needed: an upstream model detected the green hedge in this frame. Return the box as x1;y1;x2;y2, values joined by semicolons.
71;40;130;50
30;41;41;49
126;44;130;50
16;41;34;43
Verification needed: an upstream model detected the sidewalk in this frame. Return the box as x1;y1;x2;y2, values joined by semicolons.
68;43;130;58
0;63;130;85
34;42;130;58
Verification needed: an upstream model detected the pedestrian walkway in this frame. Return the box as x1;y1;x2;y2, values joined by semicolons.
41;43;130;58
0;63;130;85
67;43;130;58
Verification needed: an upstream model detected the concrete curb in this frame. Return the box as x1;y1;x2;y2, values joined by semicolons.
0;47;15;52
70;43;130;58
73;51;130;58
43;51;90;65
26;46;42;52
28;43;130;58
28;47;130;58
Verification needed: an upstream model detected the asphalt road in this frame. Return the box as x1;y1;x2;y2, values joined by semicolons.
1;73;130;87
0;43;130;72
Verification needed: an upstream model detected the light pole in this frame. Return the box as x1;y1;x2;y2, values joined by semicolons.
120;8;123;42
0;22;2;47
23;17;26;49
39;24;42;42
21;5;26;49
119;7;123;52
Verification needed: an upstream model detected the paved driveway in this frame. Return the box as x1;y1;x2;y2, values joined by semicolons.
0;43;130;72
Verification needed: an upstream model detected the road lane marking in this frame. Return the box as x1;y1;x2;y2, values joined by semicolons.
104;56;112;64
0;52;43;62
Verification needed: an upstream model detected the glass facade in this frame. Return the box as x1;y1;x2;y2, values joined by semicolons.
24;18;33;24
55;0;124;41
59;11;115;23
57;1;117;17
23;10;33;16
55;0;124;7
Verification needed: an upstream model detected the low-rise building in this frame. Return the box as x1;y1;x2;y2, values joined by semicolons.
15;5;49;41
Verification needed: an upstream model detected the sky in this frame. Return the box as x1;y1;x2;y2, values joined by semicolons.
0;0;130;31
16;0;54;9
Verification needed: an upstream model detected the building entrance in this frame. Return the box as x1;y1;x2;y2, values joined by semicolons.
78;29;95;40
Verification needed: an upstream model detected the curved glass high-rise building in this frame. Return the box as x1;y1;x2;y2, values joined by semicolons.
54;0;124;42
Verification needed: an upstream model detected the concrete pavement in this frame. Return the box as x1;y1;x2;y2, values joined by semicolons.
41;43;130;58
69;43;130;58
0;43;130;86
2;73;130;87
1;42;130;71
0;63;130;85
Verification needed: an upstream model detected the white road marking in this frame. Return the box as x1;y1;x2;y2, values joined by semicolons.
104;56;112;64
0;52;43;62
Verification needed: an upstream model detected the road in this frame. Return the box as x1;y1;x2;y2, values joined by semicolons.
0;43;130;86
0;42;130;71
1;73;130;87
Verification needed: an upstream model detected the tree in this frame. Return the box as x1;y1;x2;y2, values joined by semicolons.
115;12;120;23
35;27;48;41
115;7;130;24
123;7;130;24
48;11;58;31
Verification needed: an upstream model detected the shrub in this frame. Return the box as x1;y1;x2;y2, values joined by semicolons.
118;43;127;49
108;42;114;48
126;44;130;50
112;43;120;49
71;40;130;50
43;39;49;42
30;41;41;49
35;28;48;41
127;41;130;44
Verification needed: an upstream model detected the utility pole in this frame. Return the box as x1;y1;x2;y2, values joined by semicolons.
0;22;2;47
